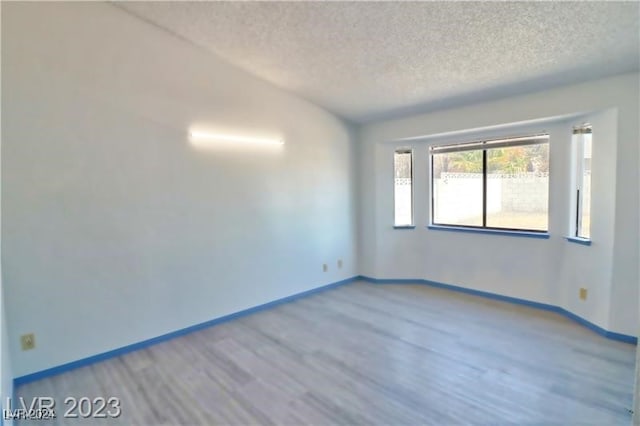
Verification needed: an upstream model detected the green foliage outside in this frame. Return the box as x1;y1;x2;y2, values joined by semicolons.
433;144;549;178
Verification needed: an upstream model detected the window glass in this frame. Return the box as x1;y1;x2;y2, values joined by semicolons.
577;132;592;238
432;151;483;227
394;149;413;226
430;134;549;232
486;144;549;231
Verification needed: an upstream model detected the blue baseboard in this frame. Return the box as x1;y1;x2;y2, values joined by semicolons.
13;276;359;387
358;275;637;345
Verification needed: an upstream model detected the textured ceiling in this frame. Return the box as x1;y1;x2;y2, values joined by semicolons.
117;1;640;123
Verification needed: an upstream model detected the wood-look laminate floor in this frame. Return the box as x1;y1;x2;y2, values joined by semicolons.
16;281;636;425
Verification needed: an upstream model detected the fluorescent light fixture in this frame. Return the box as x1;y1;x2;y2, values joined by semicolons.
189;131;284;146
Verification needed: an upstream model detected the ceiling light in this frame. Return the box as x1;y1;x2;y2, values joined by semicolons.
189;131;284;146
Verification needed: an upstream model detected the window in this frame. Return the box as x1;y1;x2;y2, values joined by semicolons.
394;148;413;226
431;134;549;232
571;125;592;239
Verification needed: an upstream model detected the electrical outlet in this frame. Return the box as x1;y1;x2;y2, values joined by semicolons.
322;264;328;272
21;333;35;351
579;288;588;301
337;259;343;269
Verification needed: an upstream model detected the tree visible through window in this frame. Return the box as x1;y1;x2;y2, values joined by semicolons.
431;135;550;232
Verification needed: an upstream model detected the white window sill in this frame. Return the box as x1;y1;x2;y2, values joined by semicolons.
566;236;592;246
428;225;550;239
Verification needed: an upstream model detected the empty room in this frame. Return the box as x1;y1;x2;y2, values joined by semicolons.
1;1;640;424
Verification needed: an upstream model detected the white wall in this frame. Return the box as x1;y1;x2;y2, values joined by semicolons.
1;294;12;424
1;184;13;421
635;72;640;423
1;2;358;377
0;1;15;417
359;73;639;336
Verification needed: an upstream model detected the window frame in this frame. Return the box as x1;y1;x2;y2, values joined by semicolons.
393;147;415;228
429;134;550;234
570;124;592;242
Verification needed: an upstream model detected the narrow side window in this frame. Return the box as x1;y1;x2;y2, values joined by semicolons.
394;148;413;226
572;124;592;239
